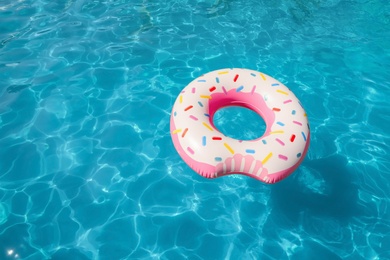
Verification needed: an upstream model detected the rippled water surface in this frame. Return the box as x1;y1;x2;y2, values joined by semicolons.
1;0;390;259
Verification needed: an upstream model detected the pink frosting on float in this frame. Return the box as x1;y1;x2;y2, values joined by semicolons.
208;89;275;137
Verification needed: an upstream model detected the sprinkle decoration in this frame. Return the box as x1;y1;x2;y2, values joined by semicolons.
277;89;288;95
172;129;181;134
202;136;206;146
278;154;288;161
224;143;234;154
301;131;307;141
184;105;193;111
189;115;198;121
222;86;228;94
203;122;213;131
270;130;284;134
262;153;273;164
251;85;256;94
275;138;285;146
233;74;239;82
182;128;188;137
187;147;195;154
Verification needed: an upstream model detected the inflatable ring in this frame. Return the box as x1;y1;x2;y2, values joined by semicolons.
170;68;310;184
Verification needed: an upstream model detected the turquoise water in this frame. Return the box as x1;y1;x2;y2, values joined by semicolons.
1;0;390;259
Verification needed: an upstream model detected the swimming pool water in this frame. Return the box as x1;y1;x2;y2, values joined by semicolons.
0;0;390;259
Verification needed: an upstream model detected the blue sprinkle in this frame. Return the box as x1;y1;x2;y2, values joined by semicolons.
301;132;307;141
262;140;267;144
272;83;279;86
292;110;296;115
216;77;220;83
198;101;203;107
246;149;255;154
198;79;206;82
236;86;244;92
204;113;210;117
202;136;206;146
174;111;177;116
250;73;256;77
215;157;222;162
297;153;302;158
276;121;285;126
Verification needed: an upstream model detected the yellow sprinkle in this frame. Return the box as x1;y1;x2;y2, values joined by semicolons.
260;73;266;80
200;95;211;99
304;113;307;117
172;129;182;134
224;143;234;154
218;71;229;75
262;152;273;165
202;122;213;131
179;95;183;104
277;89;288;95
270;130;284;134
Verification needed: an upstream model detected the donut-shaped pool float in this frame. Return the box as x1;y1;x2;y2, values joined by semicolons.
170;68;310;184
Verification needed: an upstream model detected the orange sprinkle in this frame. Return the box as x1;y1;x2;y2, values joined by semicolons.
184;105;193;111
182;128;188;137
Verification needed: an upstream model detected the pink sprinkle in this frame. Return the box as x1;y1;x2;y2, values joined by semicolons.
251;85;256;95
275;138;285;146
192;88;196;93
283;99;292;104
293;121;302;126
187;147;194;154
222;86;227;95
189;115;198;121
278;154;288;161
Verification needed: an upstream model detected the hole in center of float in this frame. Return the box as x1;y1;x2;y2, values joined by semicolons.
212;106;266;140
